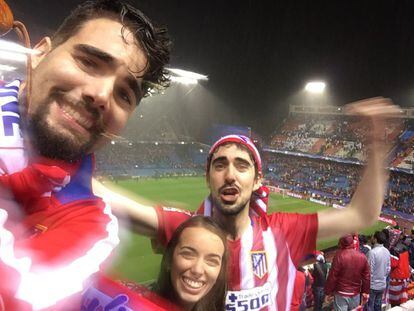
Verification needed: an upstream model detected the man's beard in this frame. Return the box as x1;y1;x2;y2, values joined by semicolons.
212;195;250;216
26;91;105;162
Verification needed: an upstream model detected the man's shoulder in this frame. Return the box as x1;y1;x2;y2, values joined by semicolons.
373;245;390;255
268;211;315;220
159;206;192;217
267;211;317;227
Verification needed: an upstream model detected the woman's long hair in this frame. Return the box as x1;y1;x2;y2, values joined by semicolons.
155;215;228;311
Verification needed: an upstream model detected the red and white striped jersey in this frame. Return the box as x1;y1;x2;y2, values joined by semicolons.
0;80;120;310
155;206;318;311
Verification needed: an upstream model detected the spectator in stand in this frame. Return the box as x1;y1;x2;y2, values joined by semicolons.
312;251;328;311
291;268;306;311
409;228;414;269
304;268;314;309
389;241;410;306
325;234;370;311
359;235;371;256
387;225;402;251
367;231;390;311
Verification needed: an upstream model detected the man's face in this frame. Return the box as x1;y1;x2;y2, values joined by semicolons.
207;144;260;216
27;18;147;161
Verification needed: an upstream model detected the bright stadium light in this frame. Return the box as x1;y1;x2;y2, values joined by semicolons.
0;39;40;63
0;50;27;62
166;67;208;85
305;81;326;94
170;76;198;85
167;68;208;81
0;39;39;54
0;64;16;71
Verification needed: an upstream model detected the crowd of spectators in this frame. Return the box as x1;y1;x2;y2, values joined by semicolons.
384;172;414;215
265;152;361;205
298;227;414;310
269;113;404;162
265;152;414;216
95;141;205;176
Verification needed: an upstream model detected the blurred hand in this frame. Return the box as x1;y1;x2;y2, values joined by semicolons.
324;295;334;304
361;293;369;304
345;97;403;144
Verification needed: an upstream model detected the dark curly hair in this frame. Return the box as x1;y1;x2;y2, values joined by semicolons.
51;0;171;99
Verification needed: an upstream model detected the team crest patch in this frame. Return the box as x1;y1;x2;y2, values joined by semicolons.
251;251;268;279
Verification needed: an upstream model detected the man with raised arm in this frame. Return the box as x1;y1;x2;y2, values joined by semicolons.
100;97;400;311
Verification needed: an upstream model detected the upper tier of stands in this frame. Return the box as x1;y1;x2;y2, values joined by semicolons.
95;141;206;177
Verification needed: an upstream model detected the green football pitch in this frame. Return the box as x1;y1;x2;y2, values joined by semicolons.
105;177;386;284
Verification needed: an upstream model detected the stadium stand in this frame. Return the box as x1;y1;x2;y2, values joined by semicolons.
264;104;414;222
95;140;206;178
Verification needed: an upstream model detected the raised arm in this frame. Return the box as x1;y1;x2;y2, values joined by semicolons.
317;97;401;240
92;178;159;237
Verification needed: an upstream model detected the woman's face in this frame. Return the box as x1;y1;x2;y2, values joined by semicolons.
171;226;225;309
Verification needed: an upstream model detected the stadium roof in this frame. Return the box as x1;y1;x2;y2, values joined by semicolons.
5;0;414;137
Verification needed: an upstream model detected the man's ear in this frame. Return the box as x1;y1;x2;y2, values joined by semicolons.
30;37;52;69
253;174;262;191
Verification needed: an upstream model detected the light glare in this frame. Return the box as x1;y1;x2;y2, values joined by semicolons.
0;39;40;55
305;81;326;93
0;64;16;71
170;76;198;85
0;50;27;62
167;68;208;81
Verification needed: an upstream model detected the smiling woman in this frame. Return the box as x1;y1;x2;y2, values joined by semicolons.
156;216;228;311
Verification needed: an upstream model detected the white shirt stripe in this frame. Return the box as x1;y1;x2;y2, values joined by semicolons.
240;222;255;289
263;227;278;311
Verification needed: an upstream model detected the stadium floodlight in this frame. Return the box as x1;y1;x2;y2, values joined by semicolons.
0;64;16;71
167;67;208;85
0;50;27;62
0;39;39;54
167;68;208;81
170;76;198;85
305;81;326;94
0;39;40;62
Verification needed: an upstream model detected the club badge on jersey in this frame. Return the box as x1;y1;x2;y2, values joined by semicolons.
251;251;268;279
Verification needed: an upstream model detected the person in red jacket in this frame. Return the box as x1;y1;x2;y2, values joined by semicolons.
325;234;370;311
389;245;410;306
291;269;306;311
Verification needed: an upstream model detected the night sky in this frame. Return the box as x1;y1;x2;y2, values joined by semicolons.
6;0;414;138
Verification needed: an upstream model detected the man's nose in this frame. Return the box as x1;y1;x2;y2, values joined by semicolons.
224;164;236;182
81;78;113;111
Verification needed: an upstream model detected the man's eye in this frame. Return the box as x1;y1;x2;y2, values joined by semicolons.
117;88;133;106
214;163;225;170
236;163;250;171
79;57;97;69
